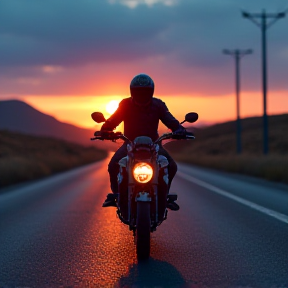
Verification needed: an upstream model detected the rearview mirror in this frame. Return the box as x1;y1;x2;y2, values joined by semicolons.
91;112;106;123
185;112;198;123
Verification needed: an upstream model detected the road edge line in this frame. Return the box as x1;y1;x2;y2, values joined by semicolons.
177;171;288;225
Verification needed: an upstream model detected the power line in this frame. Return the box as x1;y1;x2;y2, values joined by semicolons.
242;9;286;155
223;49;253;154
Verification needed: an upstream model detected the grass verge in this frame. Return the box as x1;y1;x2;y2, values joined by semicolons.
172;153;288;184
166;114;288;184
0;130;108;188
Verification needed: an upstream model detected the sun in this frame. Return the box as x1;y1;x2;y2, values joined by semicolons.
106;100;120;115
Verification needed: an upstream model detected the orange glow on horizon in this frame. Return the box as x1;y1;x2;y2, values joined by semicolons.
106;100;120;115
7;91;288;130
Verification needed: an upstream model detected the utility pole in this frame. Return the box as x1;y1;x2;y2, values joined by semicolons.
242;10;286;154
223;49;252;154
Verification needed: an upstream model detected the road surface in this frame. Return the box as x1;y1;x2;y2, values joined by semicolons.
1;157;288;288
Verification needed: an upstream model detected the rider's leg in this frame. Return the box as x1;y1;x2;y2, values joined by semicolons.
158;146;177;190
158;146;179;211
108;144;127;193
103;144;127;207
158;167;169;219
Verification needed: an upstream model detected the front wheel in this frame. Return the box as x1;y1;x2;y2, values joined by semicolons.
136;202;151;260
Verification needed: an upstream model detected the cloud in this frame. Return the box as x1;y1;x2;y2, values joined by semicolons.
0;0;174;66
0;0;287;96
1;0;287;67
42;66;63;74
109;0;177;9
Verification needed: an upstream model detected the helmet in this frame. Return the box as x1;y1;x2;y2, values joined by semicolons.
130;73;154;106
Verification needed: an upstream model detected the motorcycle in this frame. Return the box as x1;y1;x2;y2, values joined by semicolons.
91;112;198;260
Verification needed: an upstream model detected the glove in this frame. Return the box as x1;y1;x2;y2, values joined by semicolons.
172;126;187;140
101;123;111;131
94;130;115;140
173;126;186;135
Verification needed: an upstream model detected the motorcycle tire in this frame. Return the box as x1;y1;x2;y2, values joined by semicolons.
136;201;151;260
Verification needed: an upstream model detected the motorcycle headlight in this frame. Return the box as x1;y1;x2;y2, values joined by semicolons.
133;162;153;183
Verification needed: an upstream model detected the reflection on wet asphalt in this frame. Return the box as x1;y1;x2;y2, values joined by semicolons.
0;158;288;287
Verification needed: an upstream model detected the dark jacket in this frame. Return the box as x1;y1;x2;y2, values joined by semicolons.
101;97;181;141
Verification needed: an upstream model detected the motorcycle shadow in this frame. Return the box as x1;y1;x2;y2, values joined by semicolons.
115;257;188;288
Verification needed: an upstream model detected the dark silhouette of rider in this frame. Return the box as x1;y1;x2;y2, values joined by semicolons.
101;73;185;210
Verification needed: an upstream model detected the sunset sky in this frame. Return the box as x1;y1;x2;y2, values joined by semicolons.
0;0;287;129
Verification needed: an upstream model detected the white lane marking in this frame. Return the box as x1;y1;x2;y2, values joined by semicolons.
177;171;288;225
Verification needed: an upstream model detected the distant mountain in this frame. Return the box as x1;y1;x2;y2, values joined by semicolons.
0;99;116;150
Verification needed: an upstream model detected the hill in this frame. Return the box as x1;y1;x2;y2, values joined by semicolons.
166;114;288;183
0;130;107;187
0;99;117;150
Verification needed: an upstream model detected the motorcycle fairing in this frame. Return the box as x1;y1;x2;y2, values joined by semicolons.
116;142;169;229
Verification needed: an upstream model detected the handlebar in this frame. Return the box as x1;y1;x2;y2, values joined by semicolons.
91;131;131;143
154;131;194;143
91;131;195;143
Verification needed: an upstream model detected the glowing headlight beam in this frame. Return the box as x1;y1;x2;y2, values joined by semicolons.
133;163;153;183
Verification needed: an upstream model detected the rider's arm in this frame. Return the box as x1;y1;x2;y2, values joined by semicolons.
158;100;185;132
101;99;126;131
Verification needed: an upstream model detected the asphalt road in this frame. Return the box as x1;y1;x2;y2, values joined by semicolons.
0;157;288;288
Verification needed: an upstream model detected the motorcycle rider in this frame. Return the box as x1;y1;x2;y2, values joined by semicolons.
101;73;186;210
